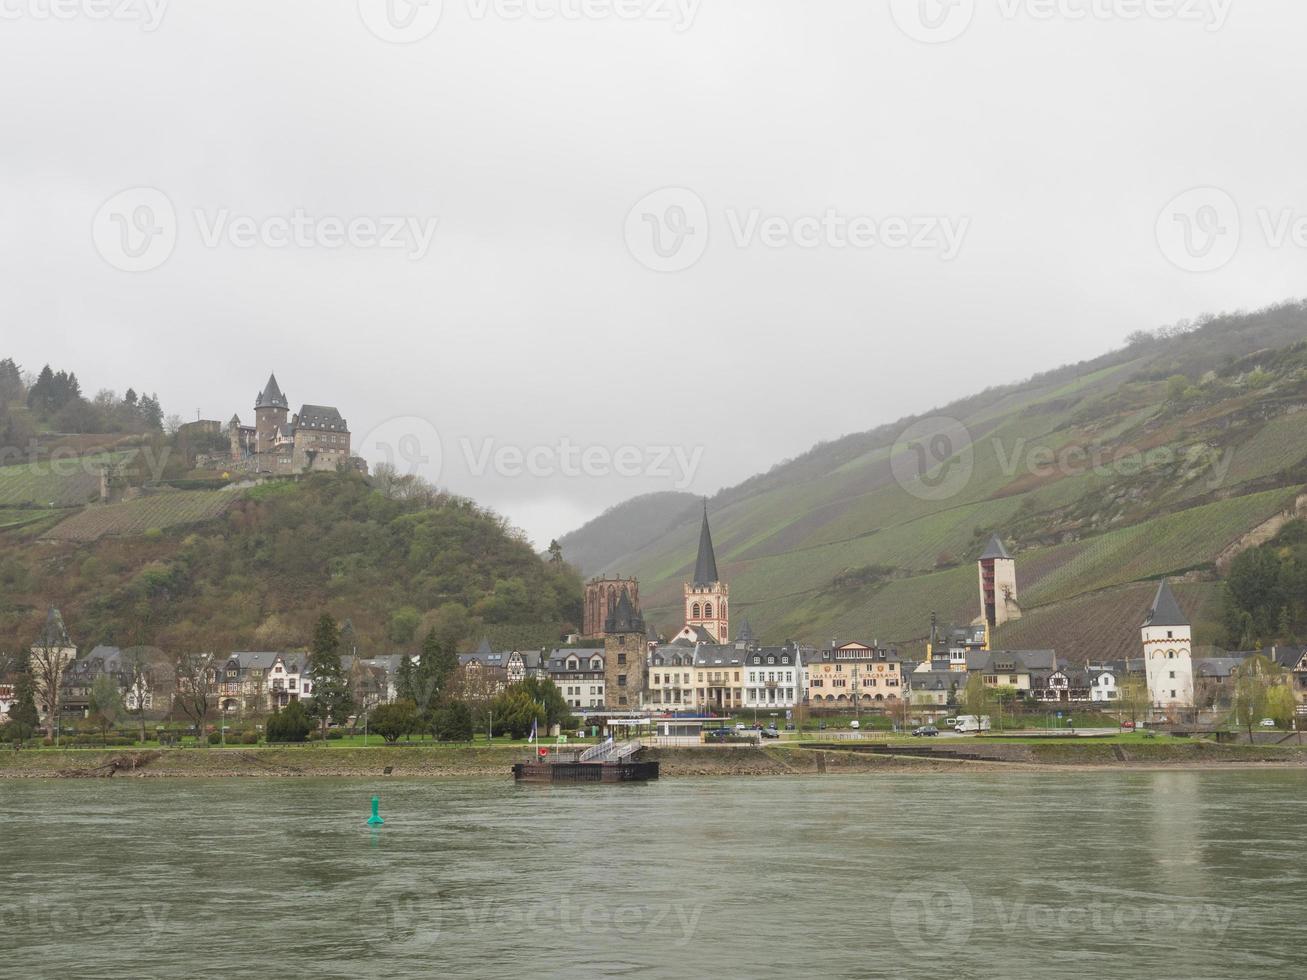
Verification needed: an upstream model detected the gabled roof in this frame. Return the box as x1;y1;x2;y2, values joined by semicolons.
36;607;72;649
604;588;645;634
736;619;754;643
965;650;1057;672
296;405;348;431
255;373;289;410
980;535;1012;561
693;503;720;586
693;644;745;668
1143;580;1188;629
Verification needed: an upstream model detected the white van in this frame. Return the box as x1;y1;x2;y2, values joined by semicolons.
954;715;991;733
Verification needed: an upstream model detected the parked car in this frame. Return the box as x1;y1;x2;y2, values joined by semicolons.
849;719;860;729
761;726;780;739
734;723;747;730
1260;718;1277;728
706;728;738;742
1120;720;1136;730
912;725;940;737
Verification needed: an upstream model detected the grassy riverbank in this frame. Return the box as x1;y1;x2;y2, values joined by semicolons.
2;739;1306;778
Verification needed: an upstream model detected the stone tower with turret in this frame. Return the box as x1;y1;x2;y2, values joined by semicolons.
254;373;289;455
684;503;729;643
603;588;647;709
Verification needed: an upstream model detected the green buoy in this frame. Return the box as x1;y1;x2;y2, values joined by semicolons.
367;795;384;826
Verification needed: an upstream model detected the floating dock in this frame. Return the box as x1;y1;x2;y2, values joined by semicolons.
512;740;659;783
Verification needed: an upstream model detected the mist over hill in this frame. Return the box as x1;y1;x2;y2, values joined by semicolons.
559;301;1307;658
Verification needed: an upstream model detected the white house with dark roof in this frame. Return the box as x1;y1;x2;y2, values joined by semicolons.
546;649;606;709
744;643;803;709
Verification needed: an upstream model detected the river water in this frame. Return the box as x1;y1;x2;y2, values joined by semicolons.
2;771;1304;979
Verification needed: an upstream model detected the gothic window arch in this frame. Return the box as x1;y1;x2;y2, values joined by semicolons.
692;603;701;618
704;602;713;618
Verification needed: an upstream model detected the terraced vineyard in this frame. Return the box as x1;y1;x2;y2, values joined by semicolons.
0;457;108;507
42;488;242;542
0;508;61;532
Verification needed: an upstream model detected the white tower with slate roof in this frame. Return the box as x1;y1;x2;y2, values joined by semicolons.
1141;580;1195;710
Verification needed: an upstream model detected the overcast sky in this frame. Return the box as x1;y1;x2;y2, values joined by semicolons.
3;0;1305;547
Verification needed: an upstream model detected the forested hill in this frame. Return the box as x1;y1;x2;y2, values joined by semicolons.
559;301;1307;659
0;473;583;657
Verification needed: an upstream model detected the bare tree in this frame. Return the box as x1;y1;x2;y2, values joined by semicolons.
29;628;74;746
122;646;166;744
172;652;216;745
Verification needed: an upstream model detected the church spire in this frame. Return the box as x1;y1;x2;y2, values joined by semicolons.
693;500;719;586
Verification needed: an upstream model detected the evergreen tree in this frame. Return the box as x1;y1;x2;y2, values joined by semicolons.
308;613;354;736
396;654;416;702
7;655;40;745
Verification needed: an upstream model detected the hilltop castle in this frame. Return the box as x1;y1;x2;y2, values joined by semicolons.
224;374;357;475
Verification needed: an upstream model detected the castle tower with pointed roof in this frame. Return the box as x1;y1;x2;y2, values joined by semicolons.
603;587;648;709
254;373;289;456
977;534;1020;630
684;503;729;642
1141;580;1194;712
225;373;356;476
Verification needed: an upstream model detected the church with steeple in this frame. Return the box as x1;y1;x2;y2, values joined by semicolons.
225;373;355;475
680;503;730;643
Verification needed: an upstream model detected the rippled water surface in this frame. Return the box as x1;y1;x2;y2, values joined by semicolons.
3;771;1305;979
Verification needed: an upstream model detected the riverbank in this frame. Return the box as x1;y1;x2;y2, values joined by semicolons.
2;739;1306;778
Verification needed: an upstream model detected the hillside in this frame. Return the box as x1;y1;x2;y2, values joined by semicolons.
555;491;700;574
561;302;1307;656
0;472;582;657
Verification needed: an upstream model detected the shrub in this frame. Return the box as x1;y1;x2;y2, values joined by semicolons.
266;700;312;743
434;701;475;743
207;731;223;745
370;700;418;743
325;730;344;740
241;731;260;745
